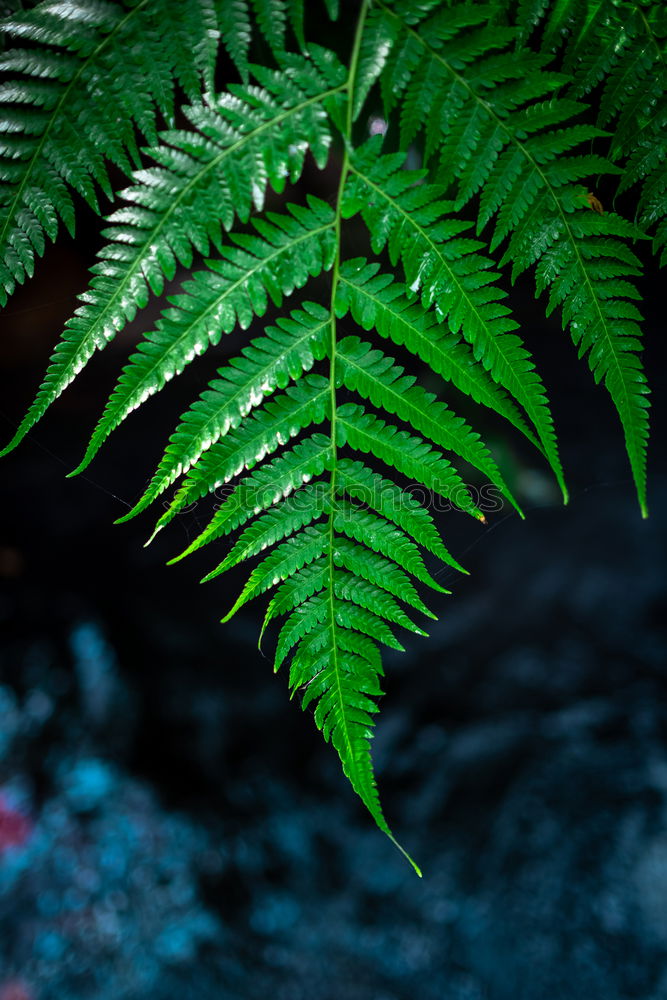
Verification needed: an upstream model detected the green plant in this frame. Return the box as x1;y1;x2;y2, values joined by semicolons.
1;0;661;873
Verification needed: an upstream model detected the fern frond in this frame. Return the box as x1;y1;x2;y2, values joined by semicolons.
0;57;345;460
336;261;541;453
0;0;228;302
335;460;461;574
217;0;323;79
118;302;330;522
169;433;335;560
331;537;437;619
217;0;253;80
251;0;287;55
222;522;329;621
516;0;587;53
334;571;427;635
332;498;451;593
159;375;331;529
272;580;414;873
337;403;483;520
280;576;422;872
207;483;330;577
260;554;426;636
65;197;335;473
274;592;330;667
369;0;650;513
263;558;329;626
562;0;667;266
336;335;522;515
0;0;657;870
341;142;565;496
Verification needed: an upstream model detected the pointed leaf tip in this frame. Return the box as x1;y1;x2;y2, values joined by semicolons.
140;524;163;545
219;601;241;623
387;832;422;877
67;445;98;477
0;426;25;459
114;507;144;526
166;550;187;565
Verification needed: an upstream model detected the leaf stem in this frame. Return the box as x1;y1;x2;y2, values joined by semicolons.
324;0;370;780
323;0;422;878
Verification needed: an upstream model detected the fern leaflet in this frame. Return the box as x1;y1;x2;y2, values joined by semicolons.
368;0;650;514
0;0;223;301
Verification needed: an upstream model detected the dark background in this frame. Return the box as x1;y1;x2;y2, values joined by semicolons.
0;29;666;999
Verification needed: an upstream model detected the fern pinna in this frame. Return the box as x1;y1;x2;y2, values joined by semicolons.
0;0;656;870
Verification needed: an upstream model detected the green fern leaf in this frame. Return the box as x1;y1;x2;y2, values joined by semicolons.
217;0;252;80
274;592;330;668
562;0;667;266
169;433;334;561
335;262;539;450
335;460;460;575
337;403;483;521
0;58;345;460
332;499;447;596
118;302;330;523
262;560;330;632
549;1;662;478
207;483;330;577
0;0;227;302
251;0;287;54
273;577;419;876
516;0;585;55
371;0;650;513
158;375;331;531
218;0;326;75
66;198;336;474
340;142;565;496
222;522;329;621
332;538;437;619
0;0;657;870
336;335;522;515
334;571;427;635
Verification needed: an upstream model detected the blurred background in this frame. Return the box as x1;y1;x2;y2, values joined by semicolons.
0;33;666;1000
